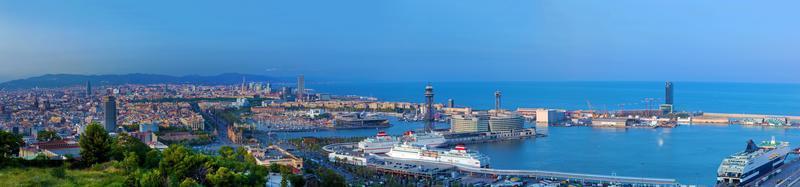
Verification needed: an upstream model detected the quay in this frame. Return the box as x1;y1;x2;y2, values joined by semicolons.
373;155;679;186
702;113;800;121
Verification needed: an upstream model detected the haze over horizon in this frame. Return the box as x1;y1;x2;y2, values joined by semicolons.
1;1;799;83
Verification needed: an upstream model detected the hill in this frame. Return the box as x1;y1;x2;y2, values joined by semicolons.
0;73;291;89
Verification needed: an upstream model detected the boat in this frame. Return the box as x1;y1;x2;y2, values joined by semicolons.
399;130;446;148
716;137;790;186
333;113;391;129
357;131;398;153
358;130;446;153
385;143;490;168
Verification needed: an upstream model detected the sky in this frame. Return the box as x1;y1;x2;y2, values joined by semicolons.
1;1;799;83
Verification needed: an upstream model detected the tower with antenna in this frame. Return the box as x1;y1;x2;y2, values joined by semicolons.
494;90;502;112
424;83;435;132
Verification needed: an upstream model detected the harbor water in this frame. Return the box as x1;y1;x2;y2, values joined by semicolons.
280;81;800;185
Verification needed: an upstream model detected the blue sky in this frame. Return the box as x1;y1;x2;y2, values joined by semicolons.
1;1;799;83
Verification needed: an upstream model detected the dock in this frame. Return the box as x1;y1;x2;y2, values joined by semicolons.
702;113;800;121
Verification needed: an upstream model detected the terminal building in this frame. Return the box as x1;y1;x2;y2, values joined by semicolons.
450;109;524;133
488;110;525;132
450;111;490;133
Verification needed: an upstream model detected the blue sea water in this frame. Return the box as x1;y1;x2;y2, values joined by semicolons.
289;81;800;185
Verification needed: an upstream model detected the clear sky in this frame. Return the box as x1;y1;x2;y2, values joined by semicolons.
1;1;799;83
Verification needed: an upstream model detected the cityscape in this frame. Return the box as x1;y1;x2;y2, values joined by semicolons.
2;1;800;187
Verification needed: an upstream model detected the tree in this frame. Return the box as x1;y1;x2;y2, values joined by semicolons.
79;122;112;165
111;132;150;164
139;169;164;187
0;131;23;163
37;130;61;142
319;168;346;187
288;174;306;187
143;149;162;169
206;167;236;186
121;152;140;174
159;145;207;184
218;146;234;159
179;178;200;187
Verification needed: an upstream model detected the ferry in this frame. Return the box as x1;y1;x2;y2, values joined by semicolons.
357;131;398;153
716;137;790;186
385;143;490;168
357;130;446;153
399;130;446;148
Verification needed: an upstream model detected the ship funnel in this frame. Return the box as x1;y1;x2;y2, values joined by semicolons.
745;139;759;153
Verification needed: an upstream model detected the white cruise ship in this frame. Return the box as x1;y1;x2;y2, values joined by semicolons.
717;137;790;186
358;131;398;153
358;130;446;154
385;143;490;168
400;130;446;148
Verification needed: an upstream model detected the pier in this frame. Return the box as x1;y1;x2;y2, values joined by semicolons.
456;166;678;186
702;113;800;121
369;155;679;186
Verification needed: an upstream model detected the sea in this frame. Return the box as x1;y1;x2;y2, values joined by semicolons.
280;81;800;185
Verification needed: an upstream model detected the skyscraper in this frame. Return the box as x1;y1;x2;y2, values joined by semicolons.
297;75;305;102
665;81;674;105
424;83;435;132
448;99;454;108
86;81;92;98
103;96;117;132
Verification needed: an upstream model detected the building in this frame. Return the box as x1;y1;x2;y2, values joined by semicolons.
180;114;205;131
488;111;525;132
250;145;304;172
592;118;631;128
535;109;567;124
19;139;81;160
139;123;159;132
86;81;92;98
297;75;305;102
448;99;454;108
662;81;674;115
103;96;117;131
450;111;490;133
665;81;674;105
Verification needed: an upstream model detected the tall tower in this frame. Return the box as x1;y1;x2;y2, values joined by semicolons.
103;96;117;132
494;90;502;112
665;81;674;105
86;81;92;98
297;75;305;102
448;99;454;108
424;83;435;132
241;76;246;95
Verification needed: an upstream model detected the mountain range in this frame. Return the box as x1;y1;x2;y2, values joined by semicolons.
0;73;291;90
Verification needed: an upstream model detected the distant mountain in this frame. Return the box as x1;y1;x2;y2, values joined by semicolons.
0;73;291;89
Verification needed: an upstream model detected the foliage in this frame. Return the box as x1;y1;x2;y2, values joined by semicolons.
288;174;306;187
37;130;62;142
0;131;23;165
79;122;112;166
319;167;347;187
110;132;150;164
0;167;126;186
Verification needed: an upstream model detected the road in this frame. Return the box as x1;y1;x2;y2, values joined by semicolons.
762;157;800;187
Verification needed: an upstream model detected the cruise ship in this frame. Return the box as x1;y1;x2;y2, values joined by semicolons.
357;131;398;153
333;113;390;129
399;130;447;148
385;143;490;168
716;137;790;186
358;131;446;153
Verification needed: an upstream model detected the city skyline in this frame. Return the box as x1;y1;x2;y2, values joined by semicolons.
2;1;800;83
